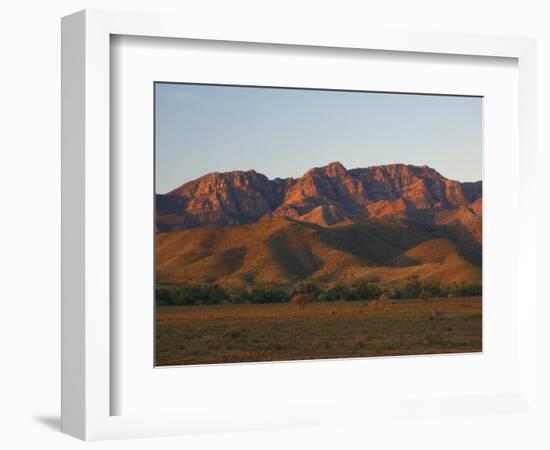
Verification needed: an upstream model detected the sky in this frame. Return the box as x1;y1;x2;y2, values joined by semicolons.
155;83;482;194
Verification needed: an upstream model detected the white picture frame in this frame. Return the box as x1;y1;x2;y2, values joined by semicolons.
61;9;538;441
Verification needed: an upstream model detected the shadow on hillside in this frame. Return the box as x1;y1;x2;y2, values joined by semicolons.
439;220;482;266
291;215;482;268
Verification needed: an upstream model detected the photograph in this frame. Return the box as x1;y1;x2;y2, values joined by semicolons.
154;83;483;366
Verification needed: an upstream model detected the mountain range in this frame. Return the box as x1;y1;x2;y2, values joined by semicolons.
156;162;482;287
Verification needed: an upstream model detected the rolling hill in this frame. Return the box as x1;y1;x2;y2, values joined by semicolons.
156;219;481;287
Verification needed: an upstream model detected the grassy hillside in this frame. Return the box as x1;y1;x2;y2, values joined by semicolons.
156;217;481;287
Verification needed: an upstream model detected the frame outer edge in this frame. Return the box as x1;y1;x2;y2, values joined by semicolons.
61;10;87;440
61;8;538;440
84;9;112;440
517;40;537;408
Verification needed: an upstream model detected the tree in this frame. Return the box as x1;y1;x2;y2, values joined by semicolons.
351;280;382;300
295;283;320;299
419;289;431;303
228;287;251;304
250;287;290;303
156;288;171;306
400;278;421;299
326;284;346;301
291;292;314;309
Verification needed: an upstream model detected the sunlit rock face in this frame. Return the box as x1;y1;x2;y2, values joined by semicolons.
156;162;482;231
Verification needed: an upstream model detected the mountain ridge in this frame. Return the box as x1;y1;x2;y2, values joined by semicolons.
156;162;482;232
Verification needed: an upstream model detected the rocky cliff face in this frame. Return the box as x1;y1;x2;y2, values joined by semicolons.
156;162;482;231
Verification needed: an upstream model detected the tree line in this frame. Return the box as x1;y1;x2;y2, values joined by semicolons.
156;279;482;306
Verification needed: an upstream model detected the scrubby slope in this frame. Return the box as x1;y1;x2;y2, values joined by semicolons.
156;218;481;287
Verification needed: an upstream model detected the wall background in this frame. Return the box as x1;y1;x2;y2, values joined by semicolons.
0;1;547;449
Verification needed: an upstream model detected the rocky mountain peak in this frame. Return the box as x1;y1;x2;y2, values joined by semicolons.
156;163;482;231
321;161;348;177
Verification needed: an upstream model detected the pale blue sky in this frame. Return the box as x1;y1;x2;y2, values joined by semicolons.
155;83;482;194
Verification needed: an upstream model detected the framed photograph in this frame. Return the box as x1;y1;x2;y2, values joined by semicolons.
62;9;538;441
153;82;484;367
